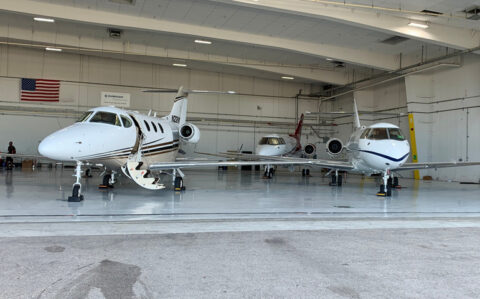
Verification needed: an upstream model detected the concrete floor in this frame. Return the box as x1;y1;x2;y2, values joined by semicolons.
1;167;480;298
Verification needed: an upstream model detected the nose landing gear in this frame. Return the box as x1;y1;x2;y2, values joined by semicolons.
68;161;84;202
377;170;392;197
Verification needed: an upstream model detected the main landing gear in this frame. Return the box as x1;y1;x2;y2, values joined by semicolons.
263;165;275;179
329;170;343;186
301;168;311;177
68;161;84;202
173;169;185;191
99;171;117;189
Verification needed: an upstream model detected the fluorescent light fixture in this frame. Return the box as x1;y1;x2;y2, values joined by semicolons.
45;47;62;52
172;63;187;67
326;58;334;61
281;76;294;80
408;22;429;29
34;17;55;23
195;39;212;45
227;90;236;94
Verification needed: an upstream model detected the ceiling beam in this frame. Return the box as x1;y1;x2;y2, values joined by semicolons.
215;0;480;50
0;0;399;71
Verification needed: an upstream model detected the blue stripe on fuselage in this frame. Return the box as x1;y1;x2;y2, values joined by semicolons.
358;150;409;162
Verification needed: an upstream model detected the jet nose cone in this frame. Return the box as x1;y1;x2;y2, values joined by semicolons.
38;137;57;159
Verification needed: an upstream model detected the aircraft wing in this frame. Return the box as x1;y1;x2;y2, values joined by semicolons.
149;157;354;171
395;161;480;171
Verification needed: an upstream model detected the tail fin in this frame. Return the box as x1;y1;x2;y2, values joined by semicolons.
168;86;188;125
353;99;361;129
289;114;304;149
293;113;304;138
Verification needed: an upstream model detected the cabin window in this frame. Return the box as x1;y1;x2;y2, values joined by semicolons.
388;128;405;141
143;120;150;131
89;112;122;126
367;128;388;140
158;123;164;133
360;129;370;139
278;138;286;145
121;116;132;128
151;121;157;132
77;111;93;122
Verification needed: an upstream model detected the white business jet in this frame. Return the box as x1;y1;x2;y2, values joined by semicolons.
35;87;311;201
249;114;317;178
211;100;480;196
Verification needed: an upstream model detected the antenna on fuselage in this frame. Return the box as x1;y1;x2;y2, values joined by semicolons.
353;99;361;129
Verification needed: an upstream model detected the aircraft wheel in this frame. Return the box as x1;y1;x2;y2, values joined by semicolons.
68;184;84;202
302;169;306;177
393;177;399;188
330;174;337;186
337;174;343;187
174;177;185;191
378;184;392;196
306;169;310;176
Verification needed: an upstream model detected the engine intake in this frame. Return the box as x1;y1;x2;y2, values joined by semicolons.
179;123;200;143
326;138;343;155
303;144;316;157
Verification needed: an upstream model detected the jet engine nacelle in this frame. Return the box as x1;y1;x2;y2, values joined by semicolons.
179;123;200;144
326;138;343;156
303;143;316;157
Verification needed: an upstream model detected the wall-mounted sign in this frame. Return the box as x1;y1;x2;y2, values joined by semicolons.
101;92;130;108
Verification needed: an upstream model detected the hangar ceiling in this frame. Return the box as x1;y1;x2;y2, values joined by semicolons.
0;0;479;88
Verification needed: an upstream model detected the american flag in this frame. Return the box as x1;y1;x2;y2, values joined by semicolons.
21;78;60;102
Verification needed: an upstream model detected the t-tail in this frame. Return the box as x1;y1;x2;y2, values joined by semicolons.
353;99;361;129
290;113;304;149
168;86;188;126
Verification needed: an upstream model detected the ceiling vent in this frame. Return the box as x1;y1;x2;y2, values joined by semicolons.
108;28;123;38
109;0;136;5
420;9;443;16
464;6;480;20
380;35;409;45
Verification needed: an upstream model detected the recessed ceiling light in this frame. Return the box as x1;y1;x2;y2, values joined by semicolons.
195;39;212;45
408;22;429;29
34;17;55;23
45;47;62;52
281;76;294;80
173;63;187;67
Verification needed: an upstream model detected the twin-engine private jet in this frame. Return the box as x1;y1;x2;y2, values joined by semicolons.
241;114;317;178
215;100;480;196
36;87;311;201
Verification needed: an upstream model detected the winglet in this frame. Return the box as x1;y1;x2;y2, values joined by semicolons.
353;99;361;128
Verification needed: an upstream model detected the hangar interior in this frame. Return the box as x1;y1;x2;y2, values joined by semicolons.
1;0;480;297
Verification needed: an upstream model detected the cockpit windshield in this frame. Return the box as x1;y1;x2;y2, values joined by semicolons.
368;128;388;140
89;111;122;127
388;128;405;141
259;137;286;145
362;128;406;141
76;111;93;123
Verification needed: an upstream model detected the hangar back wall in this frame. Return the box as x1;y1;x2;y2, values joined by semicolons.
0;45;321;157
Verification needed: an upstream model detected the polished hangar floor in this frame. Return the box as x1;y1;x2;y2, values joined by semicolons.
0;167;479;221
2;168;480;298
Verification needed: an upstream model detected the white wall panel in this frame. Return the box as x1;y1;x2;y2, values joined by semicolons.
0;78;20;102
